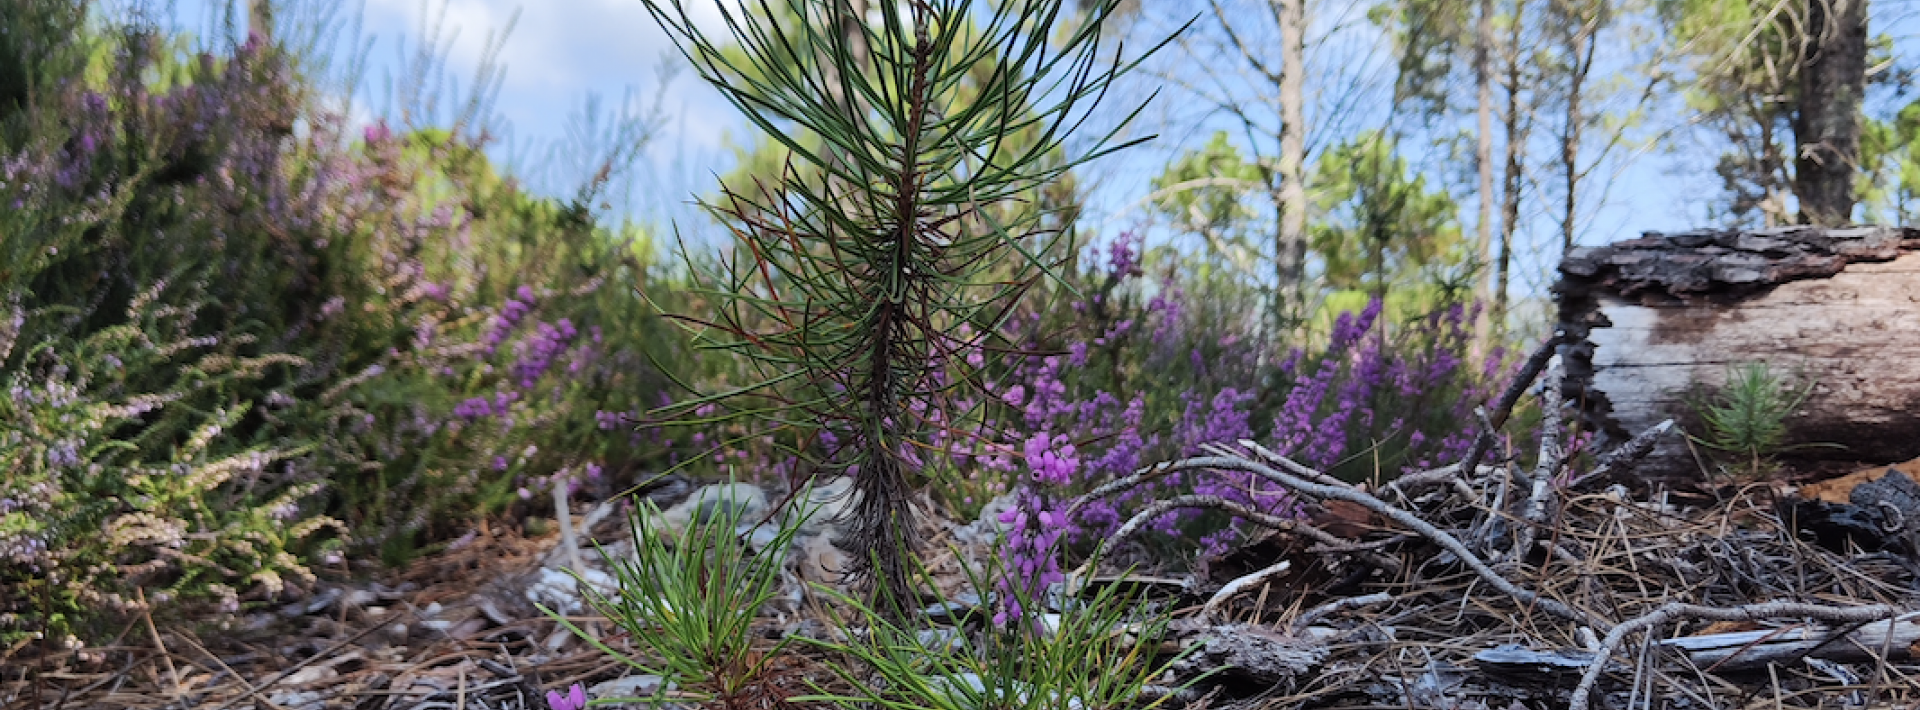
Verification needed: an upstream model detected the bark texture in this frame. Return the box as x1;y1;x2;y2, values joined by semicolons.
1555;226;1920;479
1275;0;1308;327
1793;0;1869;226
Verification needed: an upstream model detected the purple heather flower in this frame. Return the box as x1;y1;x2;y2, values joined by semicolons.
546;683;588;710
1107;234;1143;277
1023;433;1079;485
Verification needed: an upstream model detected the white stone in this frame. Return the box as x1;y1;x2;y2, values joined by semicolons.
523;566;619;615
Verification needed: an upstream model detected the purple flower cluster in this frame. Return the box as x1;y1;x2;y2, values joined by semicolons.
1022;433;1080;485
993;492;1068;625
512;318;578;388
984;239;1516;592
487;291;536;354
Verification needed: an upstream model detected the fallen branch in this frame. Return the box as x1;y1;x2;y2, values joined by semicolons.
1289;592;1393;635
1202;560;1290;621
1070;449;1595;627
1568;602;1901;710
1070;495;1404;579
1460;330;1569;478
1508;357;1566;567
1566;419;1675;489
1656;610;1920;671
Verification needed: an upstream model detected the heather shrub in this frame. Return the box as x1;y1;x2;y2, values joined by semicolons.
986;236;1517;601
293;124;696;562
0;7;351;645
0;280;344;647
0;1;703;643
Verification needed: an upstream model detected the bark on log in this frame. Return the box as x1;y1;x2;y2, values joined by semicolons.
1555;226;1920;480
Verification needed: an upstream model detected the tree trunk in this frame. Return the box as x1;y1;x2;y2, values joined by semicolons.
1559;0;1593;255
1276;0;1308;328
1793;0;1868;226
1474;0;1496;333
1495;0;1529;333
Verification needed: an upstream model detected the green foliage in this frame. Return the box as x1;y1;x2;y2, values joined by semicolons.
1686;362;1819;478
1856;100;1920;224
1309;130;1465;298
542;484;805;707
0;0;699;644
1151;130;1264;249
799;549;1192;710
0;281;342;647
641;0;1173;607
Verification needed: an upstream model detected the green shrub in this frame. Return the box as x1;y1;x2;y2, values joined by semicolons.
0;281;342;647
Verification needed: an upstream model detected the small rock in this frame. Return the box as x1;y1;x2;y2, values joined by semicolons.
784;476;860;534
281;665;337;687
796;534;851;587
743;522;784;554
524;566;619;615
916;628;963;652
649;483;769;542
920;596;985;624
265;689;327;710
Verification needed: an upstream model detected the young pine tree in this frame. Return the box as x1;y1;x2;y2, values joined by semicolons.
639;0;1172;612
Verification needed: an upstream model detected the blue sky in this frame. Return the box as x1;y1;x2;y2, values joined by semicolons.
160;0;1913;301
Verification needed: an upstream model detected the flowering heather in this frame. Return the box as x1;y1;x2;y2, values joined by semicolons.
0;4;704;643
984;236;1517;609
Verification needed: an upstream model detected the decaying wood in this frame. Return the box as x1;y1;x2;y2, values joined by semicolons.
1568;602;1903;710
1556;225;1920;479
1656;610;1920;671
1171;622;1328;688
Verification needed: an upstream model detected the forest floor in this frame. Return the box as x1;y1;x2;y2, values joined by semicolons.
10;451;1920;710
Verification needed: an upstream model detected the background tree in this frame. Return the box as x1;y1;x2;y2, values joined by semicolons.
1149;130;1268;280
1308;130;1466;304
1660;0;1874;226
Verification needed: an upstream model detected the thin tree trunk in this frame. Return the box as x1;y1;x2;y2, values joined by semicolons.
1473;0;1496;339
1276;0;1308;329
1495;0;1529;335
1793;0;1868;226
1559;0;1593;255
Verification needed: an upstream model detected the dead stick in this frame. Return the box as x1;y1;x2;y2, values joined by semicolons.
552;478;597;641
1077;450;1596;627
1568;602;1900;710
1510;357;1565;566
1461;331;1569;478
134;589;182;700
1290;592;1392;634
1202;560;1290;621
1566;419;1675;489
1072;495;1403;579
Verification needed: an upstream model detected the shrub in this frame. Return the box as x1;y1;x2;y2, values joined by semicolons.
0;281;342;647
0;1;698;643
987;237;1518;592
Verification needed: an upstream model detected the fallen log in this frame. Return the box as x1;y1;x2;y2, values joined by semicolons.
1554;226;1920;480
1656;610;1920;672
